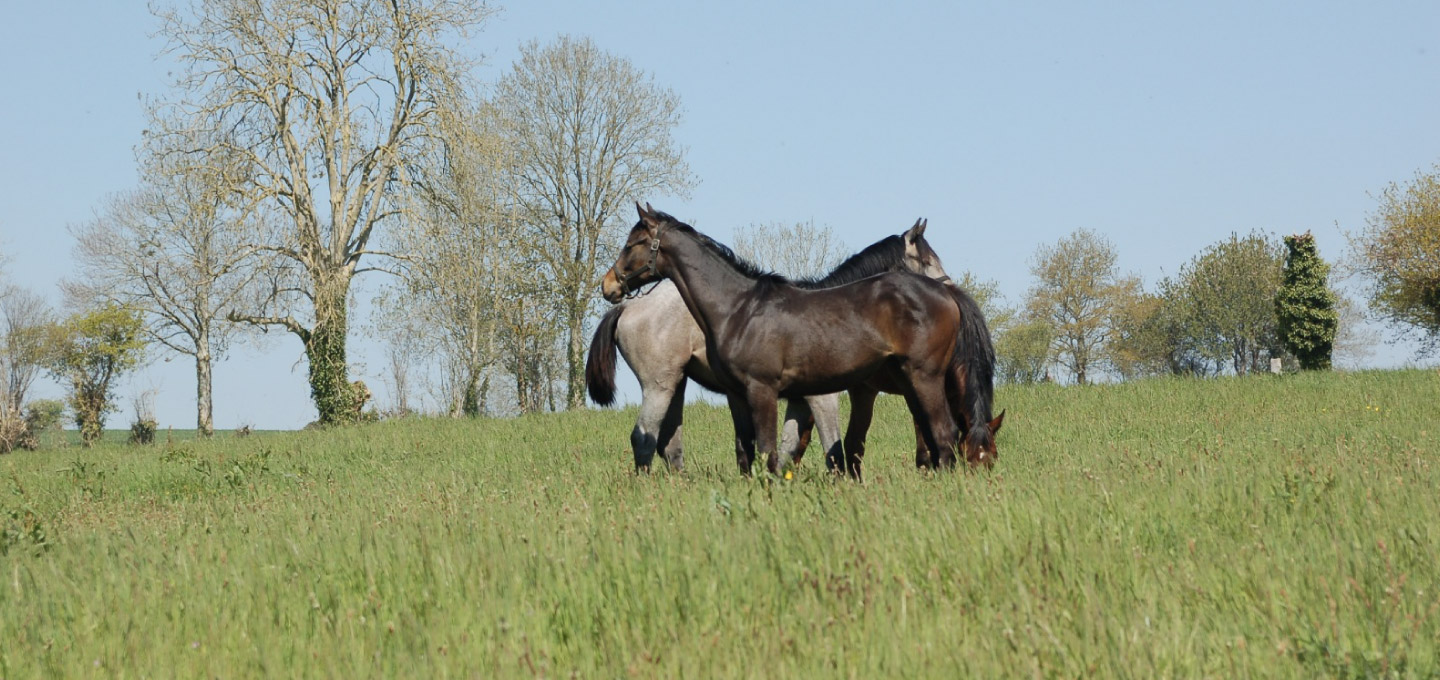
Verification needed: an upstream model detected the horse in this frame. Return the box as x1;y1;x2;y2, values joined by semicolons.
604;204;976;479
586;219;951;472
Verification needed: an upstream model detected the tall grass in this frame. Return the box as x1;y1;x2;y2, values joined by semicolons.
2;370;1437;677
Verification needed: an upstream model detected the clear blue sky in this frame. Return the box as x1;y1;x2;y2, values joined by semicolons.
2;1;1437;428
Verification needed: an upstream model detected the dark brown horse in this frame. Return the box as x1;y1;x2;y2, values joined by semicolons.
587;220;952;473
605;204;970;478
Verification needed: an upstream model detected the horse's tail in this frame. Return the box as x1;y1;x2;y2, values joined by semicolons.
945;285;997;450
586;306;624;406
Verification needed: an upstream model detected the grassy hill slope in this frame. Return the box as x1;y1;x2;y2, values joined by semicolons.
2;370;1437;677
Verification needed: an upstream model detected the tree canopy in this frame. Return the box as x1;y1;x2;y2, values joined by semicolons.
1355;164;1440;352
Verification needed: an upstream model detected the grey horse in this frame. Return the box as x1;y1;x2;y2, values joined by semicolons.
585;220;951;472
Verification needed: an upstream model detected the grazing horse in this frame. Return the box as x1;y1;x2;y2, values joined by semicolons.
586;220;950;472
853;283;1004;470
604;204;969;479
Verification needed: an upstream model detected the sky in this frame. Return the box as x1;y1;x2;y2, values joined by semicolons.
1;1;1437;429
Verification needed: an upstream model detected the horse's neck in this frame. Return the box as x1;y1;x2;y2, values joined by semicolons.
662;230;758;339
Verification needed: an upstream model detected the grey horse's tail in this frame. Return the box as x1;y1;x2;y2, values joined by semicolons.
586;306;624;406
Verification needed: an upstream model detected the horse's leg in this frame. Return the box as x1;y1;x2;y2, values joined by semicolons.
904;372;960;470
726;393;758;476
745;386;782;476
778;398;814;470
842;386;879;481
807;393;844;473
656;377;687;471
913;421;933;469
630;378;679;473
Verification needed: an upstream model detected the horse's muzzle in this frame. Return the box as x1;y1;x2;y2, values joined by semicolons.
601;269;625;303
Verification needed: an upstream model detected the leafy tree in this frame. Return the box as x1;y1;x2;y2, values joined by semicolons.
1275;232;1338;370
151;0;493;425
1174;232;1286;375
45;304;146;446
492;35;697;410
1109;276;1233;380
950;271;1015;333
1354;164;1440;352
1107;287;1169;380
995;315;1053;384
1024;229;1136;384
23;399;65;439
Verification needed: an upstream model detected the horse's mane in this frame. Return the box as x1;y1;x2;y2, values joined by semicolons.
655;212;908;290
656;213;790;286
796;236;905;289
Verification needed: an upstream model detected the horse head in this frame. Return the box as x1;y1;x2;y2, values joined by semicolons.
902;218;952;283
961;409;1005;468
603;202;672;302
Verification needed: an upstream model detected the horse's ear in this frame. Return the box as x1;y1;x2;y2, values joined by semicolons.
988;410;1005;435
636;201;649;219
905;217;926;242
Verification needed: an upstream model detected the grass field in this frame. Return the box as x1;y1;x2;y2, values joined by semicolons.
2;369;1437;677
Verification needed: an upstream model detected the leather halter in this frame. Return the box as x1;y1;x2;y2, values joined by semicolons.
612;227;664;297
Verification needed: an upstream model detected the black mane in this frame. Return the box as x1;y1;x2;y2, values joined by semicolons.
795;236;905;289
655;213;790;285
653;212;909;290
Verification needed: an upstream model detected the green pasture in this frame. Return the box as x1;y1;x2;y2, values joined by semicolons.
2;370;1437;677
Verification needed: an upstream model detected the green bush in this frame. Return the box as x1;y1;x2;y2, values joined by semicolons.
128;418;158;445
24;399;65;434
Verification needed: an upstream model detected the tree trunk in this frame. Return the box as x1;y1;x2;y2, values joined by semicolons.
306;276;354;425
479;372;490;414
195;347;214;437
565;300;587;410
75;379;107;446
461;367;481;417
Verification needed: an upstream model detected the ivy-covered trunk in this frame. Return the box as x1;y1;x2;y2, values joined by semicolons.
306;276;354;425
461;369;481;417
71;378;108;447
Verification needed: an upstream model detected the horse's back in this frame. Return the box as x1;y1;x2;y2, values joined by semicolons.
862;273;961;361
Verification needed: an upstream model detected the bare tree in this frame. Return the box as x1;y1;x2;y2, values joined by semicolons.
1332;294;1382;369
1;286;51;414
387;93;534;415
492;35;696;410
370;290;426;416
151;0;493;424
1024;229;1137;384
69;140;268;436
732;220;850;279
